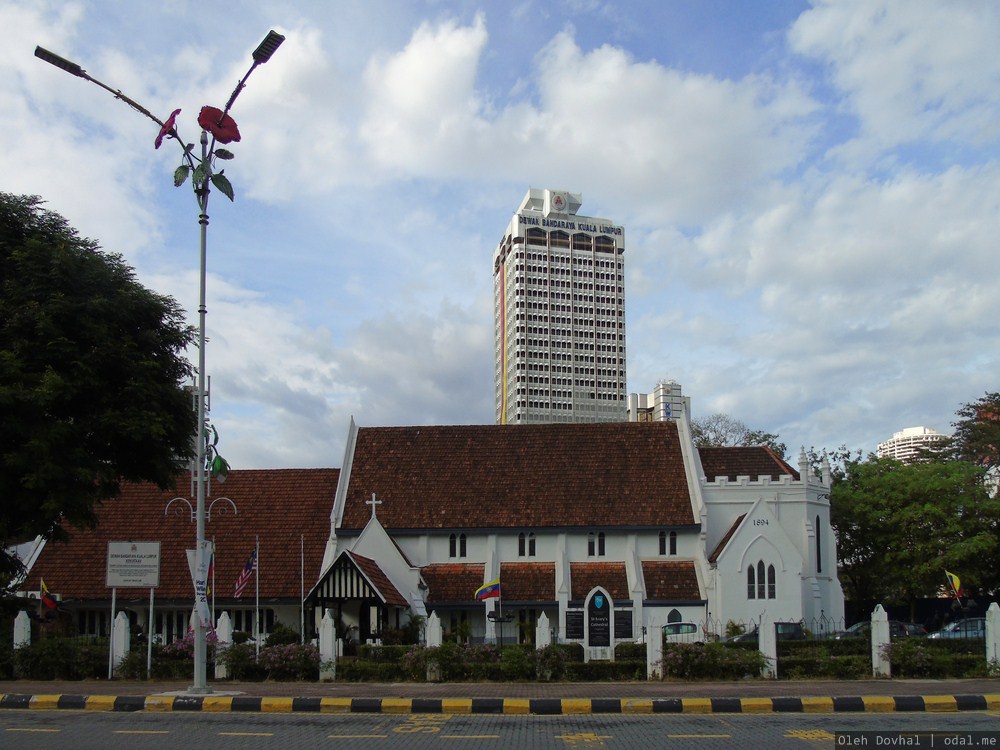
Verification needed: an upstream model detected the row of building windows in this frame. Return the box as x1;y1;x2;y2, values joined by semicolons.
447;531;680;559
523;229;619;252
517;263;622;280
517;278;624;294
520;250;621;268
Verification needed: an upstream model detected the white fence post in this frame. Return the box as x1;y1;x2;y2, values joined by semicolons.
112;611;130;672
759;613;777;679
319;609;336;681
535;612;551;649
13;611;31;651
870;604;890;677
215;612;233;679
645;613;665;680
425;612;442;648
986;602;1000;667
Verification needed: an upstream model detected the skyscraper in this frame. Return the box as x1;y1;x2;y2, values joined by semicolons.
876;426;949;463
493;188;626;424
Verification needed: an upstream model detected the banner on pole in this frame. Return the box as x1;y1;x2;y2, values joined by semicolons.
186;540;214;628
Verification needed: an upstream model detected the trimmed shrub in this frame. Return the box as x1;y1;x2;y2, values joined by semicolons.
566;660;645;681
662;643;767;680
216;642;266;681
264;623;300;647
13;636;108;680
614;642;645;660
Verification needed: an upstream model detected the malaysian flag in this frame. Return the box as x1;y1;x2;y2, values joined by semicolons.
234;548;256;598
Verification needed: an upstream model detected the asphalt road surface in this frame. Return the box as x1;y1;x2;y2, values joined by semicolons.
2;710;998;749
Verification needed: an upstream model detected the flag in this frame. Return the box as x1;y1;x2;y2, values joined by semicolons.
206;549;214;598
945;570;961;599
234;548;256;598
475;576;501;601
39;579;56;610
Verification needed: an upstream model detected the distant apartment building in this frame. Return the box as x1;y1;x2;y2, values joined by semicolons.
877;426;949;463
628;380;690;423
493;188;626;424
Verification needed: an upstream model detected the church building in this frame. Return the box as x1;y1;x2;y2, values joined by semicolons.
308;411;844;652
21;411;844;654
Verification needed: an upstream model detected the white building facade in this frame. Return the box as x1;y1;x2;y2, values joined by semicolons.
311;412;844;655
628;380;690;423
877;426;949;463
493;188;626;425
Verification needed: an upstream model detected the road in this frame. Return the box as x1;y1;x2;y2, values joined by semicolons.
2;710;998;749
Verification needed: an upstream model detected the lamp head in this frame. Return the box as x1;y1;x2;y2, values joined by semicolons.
34;46;86;78
252;31;285;63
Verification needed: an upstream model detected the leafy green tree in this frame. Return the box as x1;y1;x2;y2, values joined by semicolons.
831;455;1000;616
0;194;196;590
691;412;787;458
949;392;1000;473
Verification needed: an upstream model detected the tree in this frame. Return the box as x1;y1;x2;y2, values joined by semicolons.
831;454;1000;616
0;194;196;590
690;412;787;458
949;392;1000;473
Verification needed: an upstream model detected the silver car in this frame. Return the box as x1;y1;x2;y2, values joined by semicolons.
927;617;985;639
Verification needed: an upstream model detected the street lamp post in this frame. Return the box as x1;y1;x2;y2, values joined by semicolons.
36;31;283;693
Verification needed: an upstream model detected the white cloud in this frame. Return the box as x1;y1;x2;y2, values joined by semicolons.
789;0;1000;156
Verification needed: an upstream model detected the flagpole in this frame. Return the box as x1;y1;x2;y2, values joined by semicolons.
255;534;260;656
211;536;216;626
300;534;305;645
498;580;503;651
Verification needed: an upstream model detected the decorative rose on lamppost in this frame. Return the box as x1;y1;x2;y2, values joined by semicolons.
34;30;284;694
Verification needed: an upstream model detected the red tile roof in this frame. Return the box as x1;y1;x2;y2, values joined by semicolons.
342;422;694;531
641;561;702;601
499;562;556;602
421;563;485;604
23;469;338;603
698;446;799;482
570;562;628;600
348;552;408;607
708;514;746;564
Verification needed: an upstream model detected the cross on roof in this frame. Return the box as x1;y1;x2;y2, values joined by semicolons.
367;493;382;520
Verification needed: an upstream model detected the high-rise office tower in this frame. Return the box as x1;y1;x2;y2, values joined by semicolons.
493;188;626;424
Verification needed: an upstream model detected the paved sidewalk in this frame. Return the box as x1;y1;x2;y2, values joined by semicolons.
2;678;999;714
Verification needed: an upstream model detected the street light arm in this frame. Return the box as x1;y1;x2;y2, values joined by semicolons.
219;31;284;119
35;46;165;128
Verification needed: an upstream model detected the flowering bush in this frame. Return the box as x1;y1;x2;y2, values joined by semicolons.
257;642;320;681
215;639;319;681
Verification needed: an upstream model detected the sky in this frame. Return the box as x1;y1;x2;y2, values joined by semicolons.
3;0;998;469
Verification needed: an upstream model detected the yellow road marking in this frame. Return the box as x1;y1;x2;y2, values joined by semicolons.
29;694;62;710
668;735;731;739
801;697;834;713
442;735;500;739
861;696;896;713
923;695;957;712
260;697;293;713
6;728;61;733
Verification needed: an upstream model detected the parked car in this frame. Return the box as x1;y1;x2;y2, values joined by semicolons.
902;622;927;636
662;621;704;644
724;621;805;643
833;620;912;639
927;618;986;640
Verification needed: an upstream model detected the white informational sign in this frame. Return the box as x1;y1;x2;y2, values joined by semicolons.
106;541;160;588
186;540;213;628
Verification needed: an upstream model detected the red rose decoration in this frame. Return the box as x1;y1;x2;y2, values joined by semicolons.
198;106;241;144
155;108;181;149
